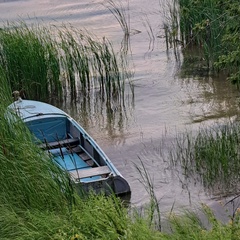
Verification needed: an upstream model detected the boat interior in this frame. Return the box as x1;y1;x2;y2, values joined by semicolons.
25;116;112;183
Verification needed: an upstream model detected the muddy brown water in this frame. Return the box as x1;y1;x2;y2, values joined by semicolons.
1;0;240;217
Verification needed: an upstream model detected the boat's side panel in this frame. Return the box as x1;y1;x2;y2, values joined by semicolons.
74;177;115;196
113;176;131;195
74;175;131;196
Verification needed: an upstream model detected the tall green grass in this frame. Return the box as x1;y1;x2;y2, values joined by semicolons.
178;0;225;65
0;21;128;102
0;74;74;212
0;22;61;101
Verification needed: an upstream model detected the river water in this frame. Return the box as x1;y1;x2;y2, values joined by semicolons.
1;0;240;216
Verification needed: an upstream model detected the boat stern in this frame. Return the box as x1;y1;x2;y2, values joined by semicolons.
73;175;131;197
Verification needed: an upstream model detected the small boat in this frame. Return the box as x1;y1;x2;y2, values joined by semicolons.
8;99;131;196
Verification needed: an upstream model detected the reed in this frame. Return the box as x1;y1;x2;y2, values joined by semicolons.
163;1;227;68
133;157;162;231
165;204;239;240
104;0;130;37
160;0;180;51
0;21;127;102
168;122;240;196
213;2;240;87
164;0;240;84
0;22;62;101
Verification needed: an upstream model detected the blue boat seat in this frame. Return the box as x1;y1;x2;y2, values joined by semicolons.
50;149;101;182
53;151;89;171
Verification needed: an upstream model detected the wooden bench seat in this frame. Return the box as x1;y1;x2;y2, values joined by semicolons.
39;138;80;150
78;152;91;161
69;166;111;180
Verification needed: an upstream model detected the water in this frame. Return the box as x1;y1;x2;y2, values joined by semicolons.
1;0;240;215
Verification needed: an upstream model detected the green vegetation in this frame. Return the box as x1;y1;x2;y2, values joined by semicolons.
3;59;240;239
0;22;127;102
168;122;240;196
163;203;240;240
2;15;240;239
166;0;240;85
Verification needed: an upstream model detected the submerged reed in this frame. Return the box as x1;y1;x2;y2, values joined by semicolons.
133;157;162;231
104;0;130;37
168;122;240;196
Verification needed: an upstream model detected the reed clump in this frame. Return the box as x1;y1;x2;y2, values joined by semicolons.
168;122;240;196
0;21;127;102
166;0;240;85
0;23;62;101
176;0;226;65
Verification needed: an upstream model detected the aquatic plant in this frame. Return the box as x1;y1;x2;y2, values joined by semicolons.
0;21;128;102
160;0;180;51
133;157;162;231
168;122;240;196
214;2;240;87
0;22;61;101
165;203;240;240
164;0;240;85
104;0;130;37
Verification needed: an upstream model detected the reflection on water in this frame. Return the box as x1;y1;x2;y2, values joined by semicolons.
0;0;19;2
56;87;134;145
177;45;240;124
